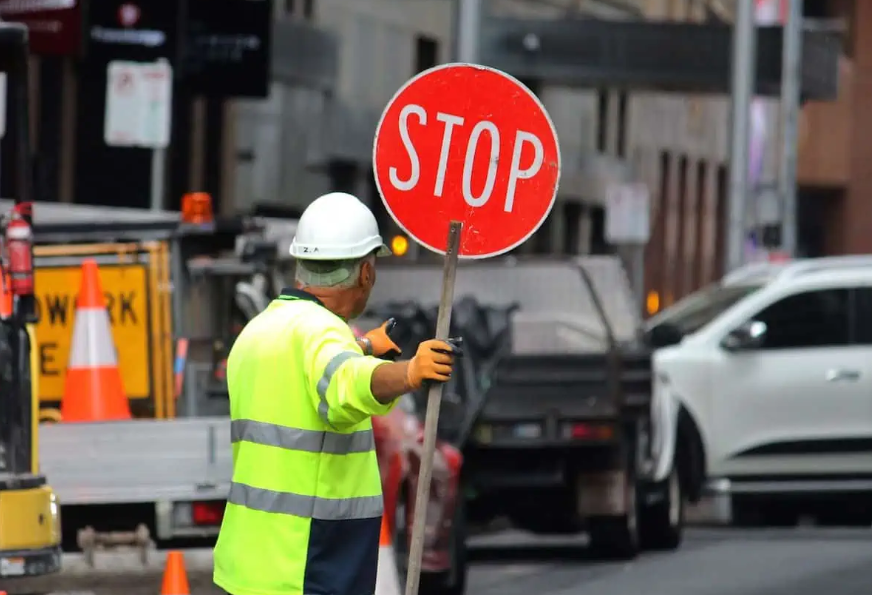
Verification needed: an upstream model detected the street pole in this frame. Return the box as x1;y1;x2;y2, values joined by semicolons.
150;148;167;212
456;0;482;62
778;0;803;258
725;0;756;273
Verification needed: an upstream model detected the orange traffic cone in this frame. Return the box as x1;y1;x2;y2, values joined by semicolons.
0;272;12;319
60;259;131;422
376;515;402;595
161;551;190;595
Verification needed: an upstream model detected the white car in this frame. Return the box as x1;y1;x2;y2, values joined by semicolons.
646;256;872;526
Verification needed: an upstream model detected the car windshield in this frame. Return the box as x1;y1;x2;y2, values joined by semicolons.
649;283;763;335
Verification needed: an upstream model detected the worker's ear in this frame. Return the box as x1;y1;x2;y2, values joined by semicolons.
358;258;374;288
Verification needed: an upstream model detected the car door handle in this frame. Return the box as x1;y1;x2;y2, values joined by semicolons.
825;369;861;382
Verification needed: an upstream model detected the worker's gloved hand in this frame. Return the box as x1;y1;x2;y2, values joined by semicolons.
361;318;402;359
406;339;456;390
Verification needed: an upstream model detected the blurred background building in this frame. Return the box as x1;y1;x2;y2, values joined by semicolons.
0;0;859;307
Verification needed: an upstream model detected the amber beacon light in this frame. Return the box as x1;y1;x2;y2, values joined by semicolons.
646;291;661;315
181;192;214;225
390;234;409;257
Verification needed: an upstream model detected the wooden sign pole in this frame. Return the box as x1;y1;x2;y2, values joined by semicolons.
403;220;463;595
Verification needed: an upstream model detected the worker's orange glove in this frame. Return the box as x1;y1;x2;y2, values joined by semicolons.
360;319;402;359
406;340;455;390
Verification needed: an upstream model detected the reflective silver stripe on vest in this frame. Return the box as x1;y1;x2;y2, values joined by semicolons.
228;481;384;520
230;419;374;454
316;350;363;426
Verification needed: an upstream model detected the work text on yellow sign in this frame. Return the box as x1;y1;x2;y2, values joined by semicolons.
35;265;150;402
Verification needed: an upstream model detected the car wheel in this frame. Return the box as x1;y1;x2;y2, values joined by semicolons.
639;465;683;551
422;492;468;595
588;468;640;560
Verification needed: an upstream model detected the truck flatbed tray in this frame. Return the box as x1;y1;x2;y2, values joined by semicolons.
482;351;652;423
39;418;233;505
0;200;182;243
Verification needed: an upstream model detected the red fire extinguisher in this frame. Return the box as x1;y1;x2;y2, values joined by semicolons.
6;206;34;297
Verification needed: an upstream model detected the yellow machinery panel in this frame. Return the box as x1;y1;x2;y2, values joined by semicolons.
0;486;60;550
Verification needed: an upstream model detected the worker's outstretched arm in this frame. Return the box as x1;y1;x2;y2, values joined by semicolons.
306;329;457;429
305;324;394;429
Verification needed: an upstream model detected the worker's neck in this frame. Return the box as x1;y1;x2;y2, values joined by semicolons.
298;284;355;320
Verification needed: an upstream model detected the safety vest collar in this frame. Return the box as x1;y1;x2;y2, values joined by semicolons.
277;287;325;307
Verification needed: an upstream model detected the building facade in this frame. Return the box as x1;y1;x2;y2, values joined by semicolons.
232;0;859;306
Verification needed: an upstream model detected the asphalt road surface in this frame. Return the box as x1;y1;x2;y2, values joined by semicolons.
14;527;872;595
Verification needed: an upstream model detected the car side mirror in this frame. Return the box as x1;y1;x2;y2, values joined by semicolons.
722;320;767;352
645;322;684;348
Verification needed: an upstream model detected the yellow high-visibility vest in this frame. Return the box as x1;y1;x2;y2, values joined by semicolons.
213;290;395;595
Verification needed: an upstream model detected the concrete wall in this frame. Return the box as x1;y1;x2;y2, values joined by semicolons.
230;0;731;214
229;0;805;278
319;0;453;110
232;0;453;214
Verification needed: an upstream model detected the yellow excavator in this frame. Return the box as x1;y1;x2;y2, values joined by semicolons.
0;21;62;589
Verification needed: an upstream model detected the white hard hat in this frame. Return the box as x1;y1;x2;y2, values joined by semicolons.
290;192;392;260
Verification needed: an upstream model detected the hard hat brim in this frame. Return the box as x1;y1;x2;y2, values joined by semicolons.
290;242;393;260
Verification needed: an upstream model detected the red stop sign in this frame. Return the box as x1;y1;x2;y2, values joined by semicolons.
373;63;561;259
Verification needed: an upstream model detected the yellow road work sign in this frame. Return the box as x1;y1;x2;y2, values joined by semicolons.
35;264;150;402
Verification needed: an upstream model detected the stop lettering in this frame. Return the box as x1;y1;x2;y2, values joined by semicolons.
373;63;561;259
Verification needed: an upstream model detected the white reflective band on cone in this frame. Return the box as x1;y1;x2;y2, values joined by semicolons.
376;517;402;595
67;308;120;368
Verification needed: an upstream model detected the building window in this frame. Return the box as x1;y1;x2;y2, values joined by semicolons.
803;0;829;18
532;213;553;254
284;0;314;20
617;91;628;157
590;206;610;255
563;202;583;255
414;35;439;74
714;164;727;279
596;89;608;152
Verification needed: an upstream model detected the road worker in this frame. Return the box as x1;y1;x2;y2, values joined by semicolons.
213;192;457;595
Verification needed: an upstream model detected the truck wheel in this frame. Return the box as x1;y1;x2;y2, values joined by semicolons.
639;465;683;551
587;474;640;560
512;513;581;535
